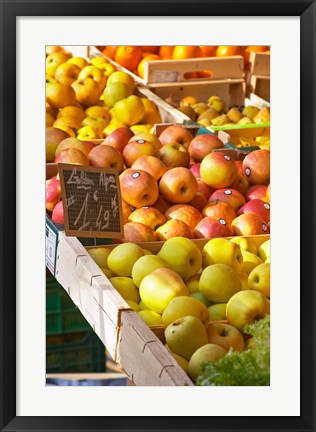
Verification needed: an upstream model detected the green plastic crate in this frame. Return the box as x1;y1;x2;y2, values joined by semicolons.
46;331;106;373
46;276;91;335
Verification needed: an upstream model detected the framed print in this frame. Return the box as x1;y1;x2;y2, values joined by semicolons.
1;0;316;431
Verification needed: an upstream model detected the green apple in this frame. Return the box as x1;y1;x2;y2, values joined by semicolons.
248;263;270;298
165;315;208;360
107;242;144;277
87;247;111;269
157;236;202;281
240;250;263;275
208;303;227;321
257;239;270;262
162;296;209;328
230;236;258;255
139;268;189;314
131;254;169;287
202;238;243;271
188;343;227;381
199;264;241;303
137;310;162;325
190;292;212;307
109;276;140;303
206;322;245;352
226;289;270;330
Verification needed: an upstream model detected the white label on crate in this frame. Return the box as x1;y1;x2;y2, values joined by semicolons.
46;224;57;275
152;70;180;83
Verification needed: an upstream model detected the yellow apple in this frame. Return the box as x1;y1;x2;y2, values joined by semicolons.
71;77;102;108
257;239;270;262
109;276;140;303
67;56;89;69
185;274;200;294
207;303;227;321
238;271;249;290
188;343;227;381
230;236;258;255
54;62;81;86
77;125;100;140
126;300;140;312
248;263;270;298
226;289;270;330
157;236;202;282
46;82;77;109
137;310;162;325
103;81;133;108
46;51;72;77
199;264;242;303
206;322;245;352
139;268;189;314
166;348;189;374
240;250;264;275
87;247;111;268
131;254;169;288
202;237;243;271
138;300;151;311
106;70;135;93
78;65;107;92
113;95;145;126
162;296;209;328
165;315;208;360
107;242;144;277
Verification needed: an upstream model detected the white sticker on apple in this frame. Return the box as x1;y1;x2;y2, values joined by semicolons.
224;190;232;195
245;167;251;176
224;155;231;161
264;203;270;210
137;139;145;144
132;172;140;179
219;218;227;225
262;223;268;232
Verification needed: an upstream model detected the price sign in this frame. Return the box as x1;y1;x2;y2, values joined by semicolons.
58;163;123;239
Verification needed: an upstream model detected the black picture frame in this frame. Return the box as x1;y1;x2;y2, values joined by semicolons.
1;1;315;431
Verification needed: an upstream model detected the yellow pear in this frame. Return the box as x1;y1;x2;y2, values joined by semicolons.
109;276;140;303
165;315;209;360
131;254;169;288
248;263;270;298
137;310;162;325
139;268;189;314
162;296;209;328
199;264;242;303
188;343;227;381
107;242;144;277
203;238;243;271
240;250;263;275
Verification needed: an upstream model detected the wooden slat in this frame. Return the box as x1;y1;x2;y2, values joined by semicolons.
249;52;270;77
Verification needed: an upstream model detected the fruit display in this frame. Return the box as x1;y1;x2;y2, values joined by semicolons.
46;123;271;237
46;47;164;143
86;235;270;383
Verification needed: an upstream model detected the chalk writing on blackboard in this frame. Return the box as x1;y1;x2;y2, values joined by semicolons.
58;163;123;239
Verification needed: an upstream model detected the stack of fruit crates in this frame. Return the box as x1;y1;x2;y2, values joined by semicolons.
46;273;106;373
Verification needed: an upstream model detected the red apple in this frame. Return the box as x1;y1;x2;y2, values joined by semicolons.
55;137;91;158
209;188;246;211
187;192;208;212
54;147;89;165
158;124;193;149
159;167;198;204
200;152;238;188
156;219;195;240
128;132;162;153
159;142;190;168
131;155;167;181
123;139;160;168
82;140;96;151
46;175;61;212
237;199;270;223
245;184;268;201
128;206;166;230
202;201;237;224
165;204;203;231
121;198;134;224
230;160;249;195
120;169;159;208
194;217;235;239
51;200;64;224
190;162;201;179
123;221;158;242
88;144;124;172
102;126;134;153
152;194;171;214
242;149;270;185
197;178;214;200
232;212;270;236
188;133;224;162
265;183;271;204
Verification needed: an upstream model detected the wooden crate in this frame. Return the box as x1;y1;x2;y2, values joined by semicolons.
218;125;270;148
54;232;193;386
246;52;270;102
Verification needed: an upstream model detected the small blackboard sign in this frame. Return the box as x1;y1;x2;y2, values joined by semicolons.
58;163;123;239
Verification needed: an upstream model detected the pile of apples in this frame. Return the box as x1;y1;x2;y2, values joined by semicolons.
166;94;270;129
46;47;162;147
87;235;270;382
46;123;271;239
